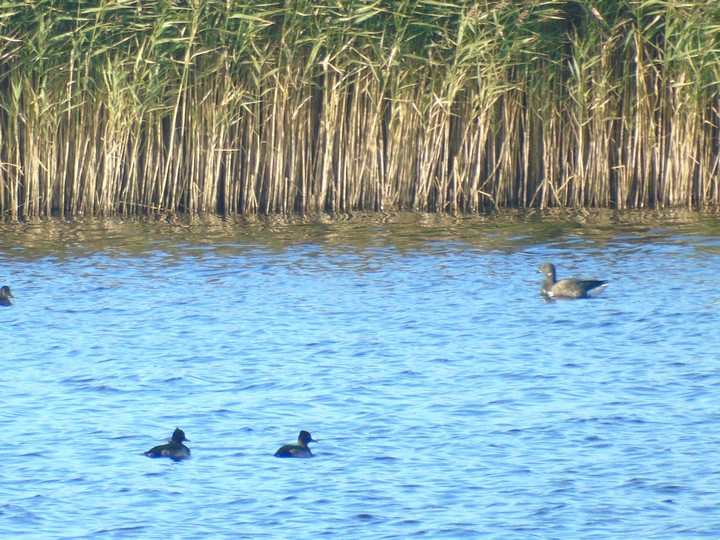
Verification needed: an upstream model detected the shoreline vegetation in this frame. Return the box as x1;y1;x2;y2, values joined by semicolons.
1;1;719;220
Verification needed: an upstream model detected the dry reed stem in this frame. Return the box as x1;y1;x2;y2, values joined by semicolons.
0;1;719;219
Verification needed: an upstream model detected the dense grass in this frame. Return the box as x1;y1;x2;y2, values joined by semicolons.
1;1;719;219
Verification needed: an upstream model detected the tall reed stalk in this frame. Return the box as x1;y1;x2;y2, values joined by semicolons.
0;0;718;219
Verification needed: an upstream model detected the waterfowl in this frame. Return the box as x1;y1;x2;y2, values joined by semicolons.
0;285;13;307
145;427;191;460
274;430;317;458
539;263;608;299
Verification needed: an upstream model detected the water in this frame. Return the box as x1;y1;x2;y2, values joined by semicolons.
1;211;720;539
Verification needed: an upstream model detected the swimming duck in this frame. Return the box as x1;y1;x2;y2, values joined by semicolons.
539;263;608;299
145;427;191;460
0;285;13;307
274;430;317;458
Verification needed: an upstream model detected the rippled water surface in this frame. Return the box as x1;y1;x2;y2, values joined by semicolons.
2;211;720;539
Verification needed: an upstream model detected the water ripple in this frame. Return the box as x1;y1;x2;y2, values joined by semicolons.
1;215;720;538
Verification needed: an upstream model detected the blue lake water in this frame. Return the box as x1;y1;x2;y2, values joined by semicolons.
1;211;720;539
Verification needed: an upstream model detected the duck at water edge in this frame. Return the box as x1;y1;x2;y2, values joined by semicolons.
0;285;14;306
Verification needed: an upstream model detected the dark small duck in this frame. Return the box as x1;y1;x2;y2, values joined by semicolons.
274;430;317;458
540;263;608;299
145;427;191;461
0;285;13;307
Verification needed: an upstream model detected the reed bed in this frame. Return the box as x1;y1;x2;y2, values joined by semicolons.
0;1;719;219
